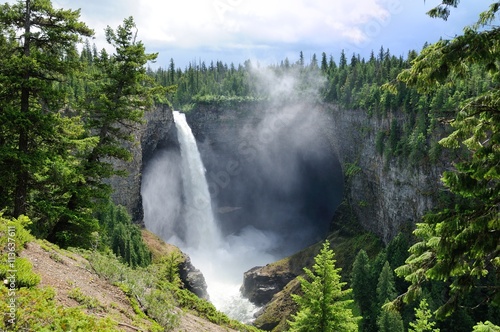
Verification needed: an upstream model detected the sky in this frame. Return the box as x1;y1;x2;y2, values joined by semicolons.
37;0;494;68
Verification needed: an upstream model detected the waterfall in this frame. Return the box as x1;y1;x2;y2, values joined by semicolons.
173;110;220;250
143;110;262;323
172;111;260;322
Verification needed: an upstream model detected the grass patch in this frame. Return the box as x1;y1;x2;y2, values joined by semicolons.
0;287;119;331
68;287;106;311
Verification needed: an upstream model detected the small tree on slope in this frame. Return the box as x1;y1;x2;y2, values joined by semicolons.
288;241;360;332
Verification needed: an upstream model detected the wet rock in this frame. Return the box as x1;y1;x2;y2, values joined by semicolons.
179;255;209;300
241;266;296;306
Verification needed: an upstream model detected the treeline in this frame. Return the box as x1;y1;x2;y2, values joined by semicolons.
0;1;161;267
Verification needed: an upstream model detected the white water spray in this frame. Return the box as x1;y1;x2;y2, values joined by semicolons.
143;111;263;322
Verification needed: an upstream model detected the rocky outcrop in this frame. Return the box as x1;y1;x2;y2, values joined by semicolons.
141;229;209;300
108;104;175;223
241;266;296;306
179;255;209;300
240;244;319;309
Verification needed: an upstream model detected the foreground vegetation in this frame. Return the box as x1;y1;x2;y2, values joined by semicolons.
0;215;261;331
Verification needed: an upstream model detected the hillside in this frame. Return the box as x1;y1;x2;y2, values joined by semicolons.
20;240;237;332
0;217;255;332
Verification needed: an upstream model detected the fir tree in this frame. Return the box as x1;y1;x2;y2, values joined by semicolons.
288;241;359;332
395;1;500;317
47;17;167;247
351;249;376;331
0;0;94;234
409;299;439;332
377;261;397;308
377;307;404;332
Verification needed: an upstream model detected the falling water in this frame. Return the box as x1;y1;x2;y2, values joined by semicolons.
172;110;220;250
149;111;260;322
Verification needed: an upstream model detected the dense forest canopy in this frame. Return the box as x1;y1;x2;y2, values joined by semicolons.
0;0;498;331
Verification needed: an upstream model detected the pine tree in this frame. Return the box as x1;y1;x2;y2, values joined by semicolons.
0;0;93;224
395;1;500;317
97;201;151;267
351;249;376;331
377;307;404;332
339;50;347;69
321;52;328;73
298;51;305;67
377;261;397;308
409;299;439;332
46;17;168;247
288;241;359;332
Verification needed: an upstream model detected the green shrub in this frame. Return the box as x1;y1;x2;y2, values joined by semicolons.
68;287;104;311
0;287;118;331
144;289;179;329
0;215;40;288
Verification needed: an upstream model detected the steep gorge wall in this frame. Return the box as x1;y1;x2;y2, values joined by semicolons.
109;101;445;245
324;105;445;243
185;102;446;244
107;104;175;223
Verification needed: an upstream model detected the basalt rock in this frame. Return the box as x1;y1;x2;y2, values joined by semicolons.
107;104;175;224
179;255;209;300
324;105;447;243
241;266;296;306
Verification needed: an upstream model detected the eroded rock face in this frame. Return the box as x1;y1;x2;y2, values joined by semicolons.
107;104;175;223
241;266;297;306
179;255;209;300
324;105;447;243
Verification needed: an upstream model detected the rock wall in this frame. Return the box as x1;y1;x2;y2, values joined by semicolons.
108;104;175;223
324;105;445;243
109;101;446;245
186;102;445;244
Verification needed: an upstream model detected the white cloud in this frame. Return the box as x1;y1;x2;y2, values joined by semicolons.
128;0;391;49
9;0;493;67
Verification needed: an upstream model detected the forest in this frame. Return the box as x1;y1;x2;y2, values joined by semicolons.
0;0;499;331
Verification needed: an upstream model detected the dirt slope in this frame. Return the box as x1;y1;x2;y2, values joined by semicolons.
20;241;235;332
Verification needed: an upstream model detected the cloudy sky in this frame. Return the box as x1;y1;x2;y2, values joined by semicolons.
46;0;491;68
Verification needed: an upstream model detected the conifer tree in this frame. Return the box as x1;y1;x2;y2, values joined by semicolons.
394;1;500;317
377;261;397;308
377;307;404;332
288;241;359;332
351;249;376;331
409;299;439;332
47;16;167;247
375;261;403;332
0;0;93;222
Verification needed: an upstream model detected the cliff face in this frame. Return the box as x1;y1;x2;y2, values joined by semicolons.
185;103;444;244
107;104;175;223
324;105;445;243
110;101;445;245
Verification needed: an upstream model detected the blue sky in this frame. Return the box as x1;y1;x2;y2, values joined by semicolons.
43;0;493;69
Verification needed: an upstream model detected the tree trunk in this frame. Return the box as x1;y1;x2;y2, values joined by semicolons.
14;0;31;217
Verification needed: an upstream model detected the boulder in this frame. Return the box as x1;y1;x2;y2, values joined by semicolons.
179;255;209;300
241;265;296;306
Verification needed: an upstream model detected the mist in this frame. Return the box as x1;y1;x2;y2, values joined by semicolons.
141;66;343;321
